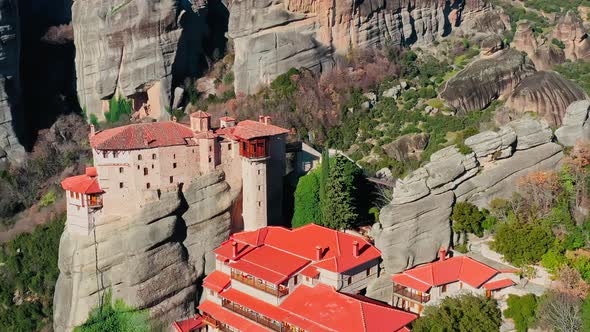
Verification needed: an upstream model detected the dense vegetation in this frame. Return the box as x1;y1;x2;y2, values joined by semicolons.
0;215;64;330
413;294;502;332
555;60;590;95
503;294;538;332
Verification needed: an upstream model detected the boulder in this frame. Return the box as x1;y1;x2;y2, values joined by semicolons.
508;117;554;150
440;48;536;113
382;133;429;161
511;22;566;70
424;146;477;190
392;168;430;205
480;34;504;55
505;71;588;126
555;100;590;146
465;126;516;158
552;11;590;61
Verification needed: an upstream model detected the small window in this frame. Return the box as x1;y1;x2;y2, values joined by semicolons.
138;154;142;161
294;275;298;285
70;191;74;198
119;167;124;174
137;165;140;170
228;144;232;151
173;154;176;159
103;151;108;158
146;183;151;189
348;276;352;285
169;176;174;184
366;268;371;277
209;146;212;152
257;185;261;191
152;153;156;160
144;168;148;176
441;284;448;293
119;182;124;188
152;164;154;169
257;201;262;207
208;157;212;163
257;170;261;175
173;163;177;169
75;192;79;199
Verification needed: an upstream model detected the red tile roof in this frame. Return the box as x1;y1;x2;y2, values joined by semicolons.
300;266;320;278
219;116;235;122
198;300;268;331
61;167;103;194
229;260;288;285
221;288;289;322
279;284;416;332
172;315;205;332
483;278;514;290
202;271;231;293
191;111;211;118
90;122;194;150
216;119;289;140
392;256;500;291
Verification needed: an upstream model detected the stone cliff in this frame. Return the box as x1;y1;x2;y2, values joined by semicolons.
0;0;24;166
553;11;590;61
367;116;565;301
228;0;505;94
73;0;217;119
53;171;236;331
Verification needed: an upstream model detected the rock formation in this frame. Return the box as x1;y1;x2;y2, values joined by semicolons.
440;48;536;112
0;0;24;166
367;117;563;301
505;71;588;126
383;133;429;161
553;11;590;61
228;0;506;94
53;171;236;331
511;21;565;70
72;0;213;119
556;100;590;147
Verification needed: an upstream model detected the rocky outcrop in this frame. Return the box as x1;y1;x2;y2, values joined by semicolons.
53;171;236;331
228;0;505;94
0;0;24;165
553;11;590;61
505;71;588;126
440;48;536;112
72;0;213;119
512;22;565;70
383;133;429;161
556;100;590;146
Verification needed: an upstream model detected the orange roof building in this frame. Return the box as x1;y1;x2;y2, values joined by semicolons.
199;224;416;331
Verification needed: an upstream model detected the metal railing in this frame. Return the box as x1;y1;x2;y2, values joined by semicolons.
222;299;283;331
392;284;431;303
231;271;289;297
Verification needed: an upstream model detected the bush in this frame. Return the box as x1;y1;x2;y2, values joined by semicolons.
551;38;566;49
105;95;133;123
491;221;555;266
504;294;538;332
292;169;322;228
270;68;301;99
39;189;57;207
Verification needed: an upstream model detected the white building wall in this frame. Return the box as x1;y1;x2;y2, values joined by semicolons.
241;158;268;231
65;193;92;235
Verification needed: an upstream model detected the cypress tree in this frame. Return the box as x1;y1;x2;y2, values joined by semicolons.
321;155;358;230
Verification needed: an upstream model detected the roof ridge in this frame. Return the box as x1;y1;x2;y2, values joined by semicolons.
358;301;368;332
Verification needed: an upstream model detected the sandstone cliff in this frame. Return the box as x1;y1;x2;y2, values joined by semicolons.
553;11;590;61
53;171;236;331
367;117;564;301
505;71;588;126
228;0;506;94
512;21;565;70
0;0;24;165
72;0;213;119
556;100;590;147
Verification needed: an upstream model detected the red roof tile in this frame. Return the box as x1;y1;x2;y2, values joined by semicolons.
219;116;235;122
90;122;194;150
300;266;320;278
198;301;268;331
228;259;288;285
202;271;231;293
221;288;289;322
61;169;103;194
230;120;290;140
172;315;205;332
279;284;416;332
191;111;211;118
391;274;432;293
483;278;514;290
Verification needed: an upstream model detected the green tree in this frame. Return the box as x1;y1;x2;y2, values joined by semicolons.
74;290;153;332
451;202;485;244
292;170;322;228
413;294;502;332
504;294;538;332
491;222;555;266
583;293;590;332
321;155;359;230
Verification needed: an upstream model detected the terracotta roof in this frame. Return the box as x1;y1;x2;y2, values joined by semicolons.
217;120;290;140
172;315;205;332
392;256;500;291
221;288;289;322
191;111;211;118
219;116;235;122
90;122;194;150
61;167;103;194
198;301;268;331
483;278;515;290
279;284;416;332
202;271;231;293
300;266;320;278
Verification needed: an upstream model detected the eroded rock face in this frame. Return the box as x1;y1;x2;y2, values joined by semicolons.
228;0;501;94
505;71;588;126
556;100;590;146
0;0;24;165
53;171;236;331
511;22;565;70
73;0;211;119
553;11;590;61
440;48;536;112
383;133;429;161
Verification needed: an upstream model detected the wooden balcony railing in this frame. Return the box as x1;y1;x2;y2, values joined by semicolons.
201;313;220;328
393;284;431;303
231;271;289;298
222;299;283;331
87;195;103;209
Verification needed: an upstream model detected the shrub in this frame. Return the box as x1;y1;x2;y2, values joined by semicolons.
551;38;566;49
491;221;555;266
105;95;133;123
270;68;301;99
39;190;57;207
292;170;322;228
504;294;538;332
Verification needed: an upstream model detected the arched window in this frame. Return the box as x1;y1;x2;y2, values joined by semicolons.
138;154;142;161
152;153;156;160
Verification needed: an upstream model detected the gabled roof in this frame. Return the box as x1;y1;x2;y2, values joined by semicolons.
391;256;500;291
202;271;231;293
483;278;514;290
90;122;194;151
279;284;416;332
216;120;290;140
172;315;205;332
61;167;103;194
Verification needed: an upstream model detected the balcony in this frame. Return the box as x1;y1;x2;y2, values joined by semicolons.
231;271;289;298
222;299;283;331
393;284;431;303
87;195;103;209
201;313;220;329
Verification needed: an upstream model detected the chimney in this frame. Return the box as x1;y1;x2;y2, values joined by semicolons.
315;246;322;261
89;124;96;137
259;115;264;123
264;116;272;125
232;241;238;258
439;247;447;261
85;167;97;177
353;241;359;258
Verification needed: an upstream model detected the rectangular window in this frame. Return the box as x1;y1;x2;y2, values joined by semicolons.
366;268;371;277
441;284;448;293
119;167;124;174
173;163;177;169
228;144;232;151
294;275;298;285
209;146;212;152
170;176;174;184
152;153;157;160
348;276;352;285
144;168;148;175
257;185;261;191
70;191;74;198
146;183;151;189
119;182;124;188
75;192;79;199
173;154;176;159
138;154;142;161
208;157;212;163
103;151;108;158
257;201;262;207
257;170;261;175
